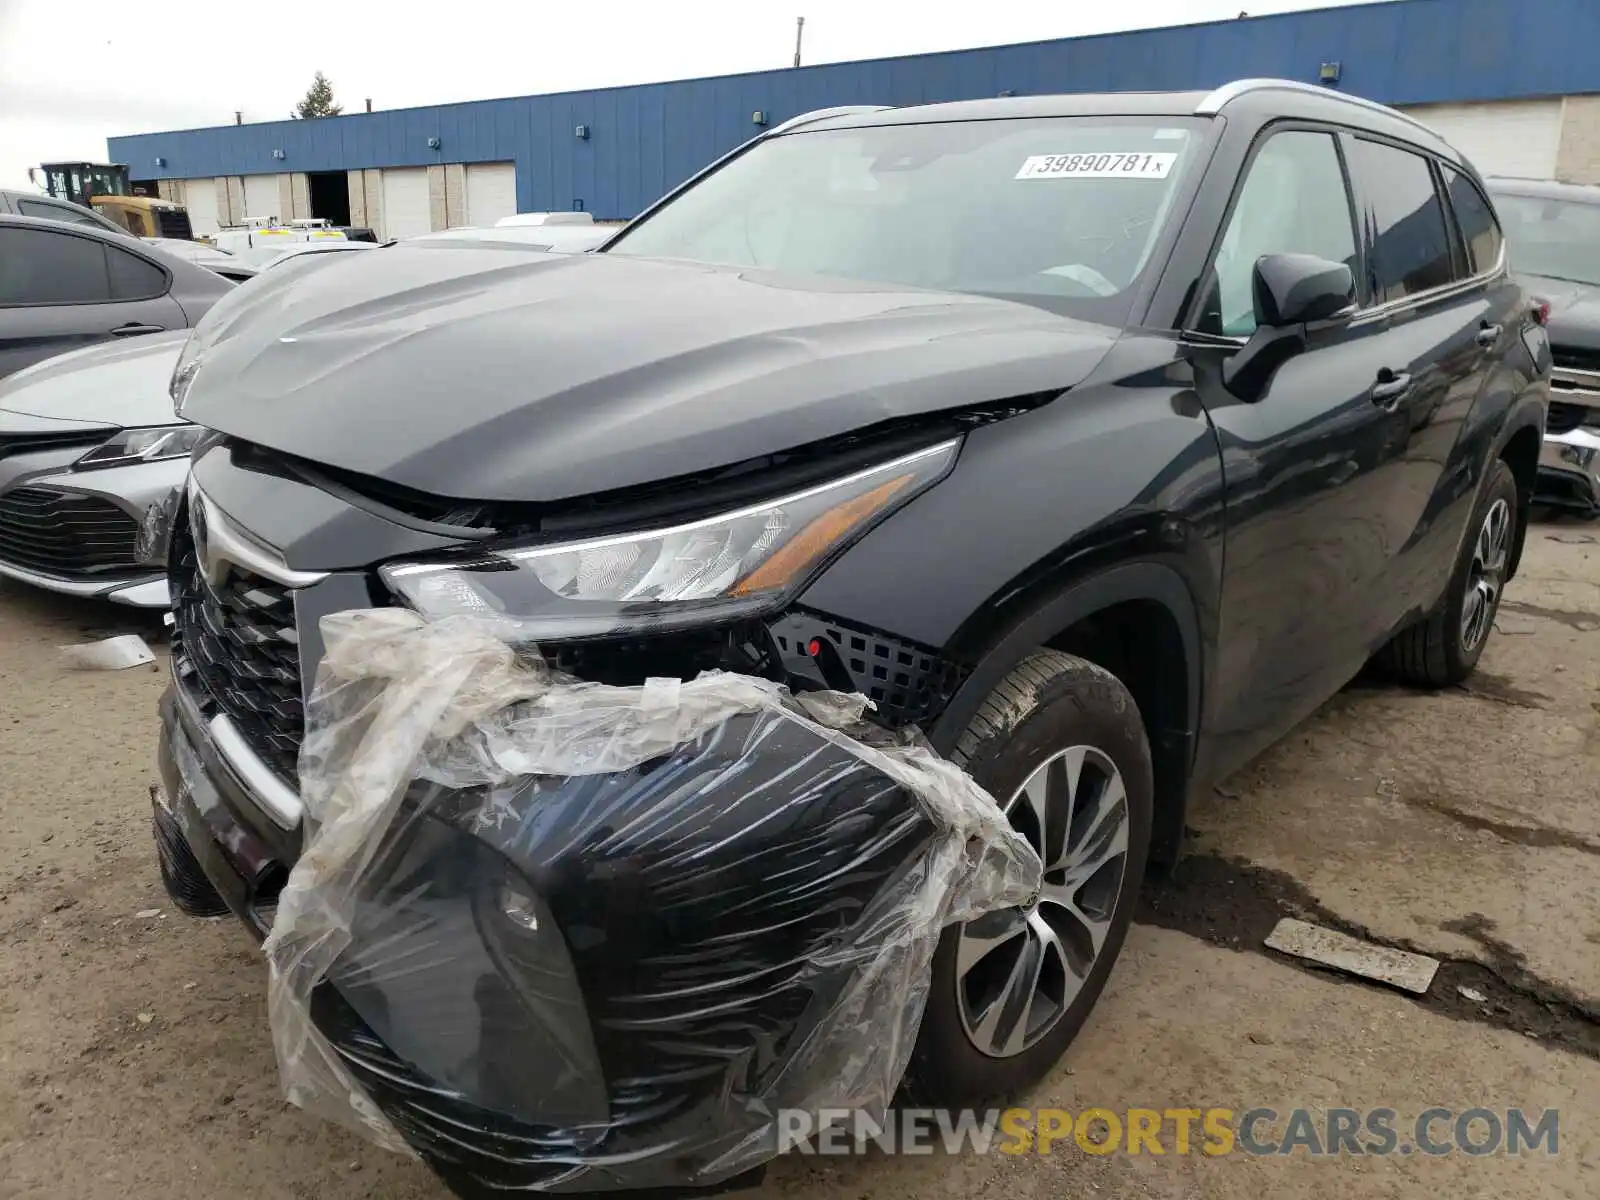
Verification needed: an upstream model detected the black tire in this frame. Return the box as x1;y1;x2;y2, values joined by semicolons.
902;650;1153;1106
1382;459;1519;687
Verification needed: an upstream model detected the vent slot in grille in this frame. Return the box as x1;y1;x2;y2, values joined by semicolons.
171;522;304;786
1552;347;1600;375
0;429;109;462
0;487;141;576
157;210;195;240
767;611;966;727
1547;401;1590;435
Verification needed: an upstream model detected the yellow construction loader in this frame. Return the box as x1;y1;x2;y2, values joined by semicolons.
29;162;194;239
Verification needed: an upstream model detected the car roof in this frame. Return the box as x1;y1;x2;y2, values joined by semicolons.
257;241;377;269
0;212;232;284
410;224;613;250
1483;176;1600;204
0;188;127;231
805;91;1211;129
796;77;1465;167
0;187;91;207
0;211;134;240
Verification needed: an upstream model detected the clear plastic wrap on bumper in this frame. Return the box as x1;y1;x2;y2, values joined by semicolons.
264;608;1041;1192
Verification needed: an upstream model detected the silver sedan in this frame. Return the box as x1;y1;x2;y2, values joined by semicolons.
0;331;190;607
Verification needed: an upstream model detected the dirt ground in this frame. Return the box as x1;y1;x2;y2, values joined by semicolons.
1;520;1596;1200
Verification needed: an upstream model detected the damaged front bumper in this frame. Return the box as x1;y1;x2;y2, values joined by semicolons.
0;455;185;607
153;611;1036;1196
1537;424;1600;513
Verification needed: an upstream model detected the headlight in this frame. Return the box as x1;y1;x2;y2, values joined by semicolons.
381;438;960;641
75;425;205;470
169;334;206;414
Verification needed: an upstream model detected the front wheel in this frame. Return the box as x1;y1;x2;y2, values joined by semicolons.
1382;458;1519;687
903;650;1153;1106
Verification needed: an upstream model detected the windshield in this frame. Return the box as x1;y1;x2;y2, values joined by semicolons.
1491;191;1600;286
606;116;1206;317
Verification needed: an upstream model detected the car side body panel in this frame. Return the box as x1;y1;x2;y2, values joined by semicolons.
0;293;189;380
798;336;1224;661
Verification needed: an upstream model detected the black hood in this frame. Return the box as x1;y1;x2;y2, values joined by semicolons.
176;244;1117;503
1517;272;1600;354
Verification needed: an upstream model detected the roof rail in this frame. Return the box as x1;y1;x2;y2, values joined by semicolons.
770;105;892;135
1194;78;1443;141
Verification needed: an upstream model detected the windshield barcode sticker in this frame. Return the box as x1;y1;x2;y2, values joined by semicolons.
1015;152;1177;180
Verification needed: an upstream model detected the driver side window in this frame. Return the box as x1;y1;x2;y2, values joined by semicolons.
1205;130;1359;337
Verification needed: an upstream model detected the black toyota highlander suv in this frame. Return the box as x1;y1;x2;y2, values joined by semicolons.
152;79;1549;1196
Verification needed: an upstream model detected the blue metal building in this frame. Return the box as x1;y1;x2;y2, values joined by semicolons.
107;0;1600;231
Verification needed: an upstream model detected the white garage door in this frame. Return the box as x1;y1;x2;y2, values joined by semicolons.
1401;100;1563;179
183;177;220;236
382;168;433;239
241;173;281;223
465;162;518;227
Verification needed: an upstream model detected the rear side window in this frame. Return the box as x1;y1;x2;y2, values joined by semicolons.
1441;167;1504;274
1347;138;1455;303
18;198;80;224
17;198;97;228
106;245;168;300
0;227;113;305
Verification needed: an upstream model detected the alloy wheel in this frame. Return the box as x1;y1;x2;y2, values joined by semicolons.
1461;497;1511;653
955;745;1131;1058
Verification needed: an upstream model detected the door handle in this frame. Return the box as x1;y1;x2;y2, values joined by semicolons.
1371;370;1412;411
1476;323;1503;347
109;322;164;337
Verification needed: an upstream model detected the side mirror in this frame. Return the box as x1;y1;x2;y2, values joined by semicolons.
1254;253;1356;327
1223;253;1356;400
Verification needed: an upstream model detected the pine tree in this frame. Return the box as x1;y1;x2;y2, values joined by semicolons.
292;72;343;119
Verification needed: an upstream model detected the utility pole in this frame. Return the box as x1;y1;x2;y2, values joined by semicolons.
793;16;805;68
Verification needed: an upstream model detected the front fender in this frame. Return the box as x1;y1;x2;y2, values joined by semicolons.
797;338;1225;662
795;338;1228;864
925;558;1204;756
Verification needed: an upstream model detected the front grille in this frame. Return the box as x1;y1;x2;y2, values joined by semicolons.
152;808;230;918
768;609;966;726
1548;401;1590;435
0;487;142;576
157;210;194;240
170;521;304;785
0;429;108;462
1553;346;1600;375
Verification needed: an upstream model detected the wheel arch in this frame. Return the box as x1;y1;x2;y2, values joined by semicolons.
1495;415;1542;581
929;561;1203;867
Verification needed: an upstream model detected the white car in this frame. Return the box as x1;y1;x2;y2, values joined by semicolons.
494;211;595;227
233;239;379;269
141;237;260;283
0;331;192;607
412;224;616;252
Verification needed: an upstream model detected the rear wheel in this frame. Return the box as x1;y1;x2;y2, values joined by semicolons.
1382;459;1518;687
904;650;1152;1105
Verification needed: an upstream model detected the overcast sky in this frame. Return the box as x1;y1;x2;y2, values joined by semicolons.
0;0;1381;189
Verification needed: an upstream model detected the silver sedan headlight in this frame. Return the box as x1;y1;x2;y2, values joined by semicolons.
381;438;960;641
75;424;205;470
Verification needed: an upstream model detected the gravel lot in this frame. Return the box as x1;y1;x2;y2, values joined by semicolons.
1;520;1596;1200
